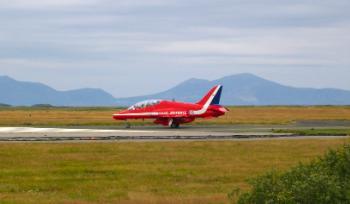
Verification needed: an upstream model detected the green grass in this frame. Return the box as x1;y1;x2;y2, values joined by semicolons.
273;129;350;136
0;139;348;203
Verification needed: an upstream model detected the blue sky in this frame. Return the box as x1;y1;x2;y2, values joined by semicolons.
0;0;349;97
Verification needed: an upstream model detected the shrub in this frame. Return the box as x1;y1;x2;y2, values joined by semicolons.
230;145;350;204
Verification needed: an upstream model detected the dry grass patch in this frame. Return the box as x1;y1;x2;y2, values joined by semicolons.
195;106;350;125
0;106;350;127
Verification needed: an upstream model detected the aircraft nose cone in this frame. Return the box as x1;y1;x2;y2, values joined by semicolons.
113;113;120;119
113;111;125;120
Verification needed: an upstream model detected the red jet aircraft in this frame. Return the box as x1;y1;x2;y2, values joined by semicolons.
113;85;228;128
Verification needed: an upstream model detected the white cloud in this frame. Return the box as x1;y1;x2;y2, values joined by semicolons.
0;0;97;8
0;58;110;70
178;56;334;66
0;0;350;95
148;24;350;65
0;0;176;9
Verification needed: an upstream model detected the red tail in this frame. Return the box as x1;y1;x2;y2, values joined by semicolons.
196;85;222;106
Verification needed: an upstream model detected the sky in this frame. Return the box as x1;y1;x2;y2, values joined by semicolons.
0;0;349;97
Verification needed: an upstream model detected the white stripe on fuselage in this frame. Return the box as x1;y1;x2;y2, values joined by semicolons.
113;112;159;117
114;111;187;117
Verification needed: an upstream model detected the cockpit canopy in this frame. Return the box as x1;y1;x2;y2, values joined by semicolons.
127;99;161;110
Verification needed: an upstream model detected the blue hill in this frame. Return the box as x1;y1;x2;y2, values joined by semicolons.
0;76;116;106
116;73;350;106
1;74;350;106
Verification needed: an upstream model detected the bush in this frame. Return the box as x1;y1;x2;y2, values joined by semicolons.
31;104;54;108
0;103;11;107
230;145;350;204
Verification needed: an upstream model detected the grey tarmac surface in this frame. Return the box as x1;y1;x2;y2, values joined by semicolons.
0;126;348;142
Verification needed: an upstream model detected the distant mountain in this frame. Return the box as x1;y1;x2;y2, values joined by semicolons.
116;73;350;106
0;76;116;106
1;74;350;106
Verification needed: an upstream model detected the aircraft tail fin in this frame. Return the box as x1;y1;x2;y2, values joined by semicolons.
196;85;223;106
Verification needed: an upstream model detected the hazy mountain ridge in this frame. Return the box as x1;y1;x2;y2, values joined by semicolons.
116;73;350;106
0;76;116;106
1;74;350;106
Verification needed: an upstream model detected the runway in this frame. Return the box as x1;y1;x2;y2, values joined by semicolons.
0;127;348;142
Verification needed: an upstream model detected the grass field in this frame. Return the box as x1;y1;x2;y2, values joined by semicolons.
0;139;348;204
274;128;350;136
0;106;349;127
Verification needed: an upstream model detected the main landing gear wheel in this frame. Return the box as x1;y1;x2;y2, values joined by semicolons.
168;119;180;128
170;122;180;128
